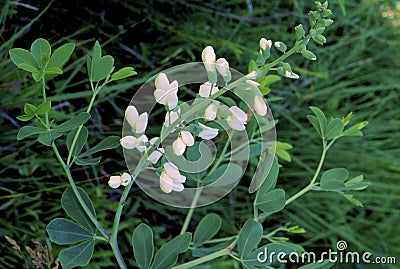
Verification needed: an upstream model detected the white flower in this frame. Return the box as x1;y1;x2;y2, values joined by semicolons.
120;172;132;186
154;73;179;110
108;175;121;188
216;58;230;81
246;80;260;87
164;108;180;128
172;131;194;156
120;135;148;152
125;105;148;134
204;103;218;121
246;71;258;79
284;70;299;79
198;123;219;140
199;82;219;98
259;38;272;51
201;46;216;73
254;95;268;116
108;172;132;188
147;137;164;164
227;106;248;131
160;162;186;193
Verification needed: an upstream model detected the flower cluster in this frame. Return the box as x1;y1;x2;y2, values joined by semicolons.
110;45;270;194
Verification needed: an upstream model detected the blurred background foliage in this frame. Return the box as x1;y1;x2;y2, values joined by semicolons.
0;0;399;268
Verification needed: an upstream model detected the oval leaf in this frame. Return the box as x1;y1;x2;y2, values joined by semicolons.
321;168;348;185
151;233;191;269
17;126;47;140
132;224;154;269
237;219;263;258
53;112;91;132
78;136;120;158
58;239;95;269
47;43;75;69
47;218;94;245
111;67;137;80
193;213;222;247
92;55;114;82
256;189;286;215
30;38;51;67
61;187;96;233
66;127;88;158
9;48;38;70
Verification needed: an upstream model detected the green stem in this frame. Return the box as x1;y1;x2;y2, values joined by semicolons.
285;140;327;206
66;92;97;165
206;137;230;177
180;188;202;235
41;78;50;128
51;142;110;239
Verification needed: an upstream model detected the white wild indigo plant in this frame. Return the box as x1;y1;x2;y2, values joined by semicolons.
10;2;369;268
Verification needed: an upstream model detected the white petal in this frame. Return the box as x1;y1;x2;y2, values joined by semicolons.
155;73;169;89
135;135;148;152
227;116;246;131
135;112;148;133
168;80;179;94
246;71;258;79
164;162;184;181
149;137;159;146
199;129;218;140
254;95;267;116
259;38;268;50
290;72;299;79
147;150;163;164
125;106;139;129
154;88;167;104
120;136;137;149
164;110;180;127
120;172;132;186
216;58;229;77
229;106;247;122
204;103;217;121
160;171;173;193
172;182;185;192
108;176;121;188
202;46;216;73
173;138;186;156
246;80;260;87
166;93;178;110
199;82;212;98
180;131;194;146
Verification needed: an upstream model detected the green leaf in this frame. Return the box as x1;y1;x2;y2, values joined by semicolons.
342;121;368;137
202;163;242;186
44;67;63;75
275;141;293;162
78;136;120;158
61;187;96;233
18;63;39;73
237;219;263;258
53;112;91;132
193;213;222;247
46;218;94;245
9;48;38;70
17;114;34;121
17;126;47;140
321;168;349;185
47;43;75;69
313;34;327;45
74;157;102;166
24;103;37;115
92;55;114;82
326;118;344;140
309;107;327;138
307;115;321;136
111;67;137;80
192;240;233;258
298;259;335;268
151;233;191;269
253;155;278;195
37;131;62;146
30;38;51;67
58;239;95;269
338;0;346;15
320;180;345;190
256;189;286;214
66;127;88;158
132;224;154;269
36;101;51;115
295;24;305;40
32;71;44;82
